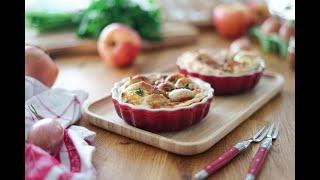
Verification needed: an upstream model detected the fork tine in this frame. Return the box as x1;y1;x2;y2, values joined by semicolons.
255;126;269;141
252;126;266;140
272;122;280;139
267;123;275;137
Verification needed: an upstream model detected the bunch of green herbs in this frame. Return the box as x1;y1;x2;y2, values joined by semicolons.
26;0;162;41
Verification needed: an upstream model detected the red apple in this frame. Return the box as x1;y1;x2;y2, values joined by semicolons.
25;45;58;87
97;23;142;68
246;0;270;25
212;3;251;38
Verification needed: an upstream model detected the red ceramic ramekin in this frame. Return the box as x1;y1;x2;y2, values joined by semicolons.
177;57;265;96
111;73;214;132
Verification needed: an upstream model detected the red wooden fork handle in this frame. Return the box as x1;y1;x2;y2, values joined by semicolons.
204;147;241;175
245;147;269;179
245;138;272;180
195;140;251;180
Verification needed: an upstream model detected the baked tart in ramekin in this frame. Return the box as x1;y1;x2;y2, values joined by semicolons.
177;48;265;95
111;73;214;132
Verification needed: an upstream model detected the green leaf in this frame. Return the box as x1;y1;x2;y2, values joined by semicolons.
183;83;190;89
135;88;144;96
75;0;162;40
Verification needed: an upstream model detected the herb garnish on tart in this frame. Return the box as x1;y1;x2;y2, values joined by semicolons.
118;73;212;109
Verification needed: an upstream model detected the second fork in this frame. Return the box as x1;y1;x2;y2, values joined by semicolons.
244;122;280;180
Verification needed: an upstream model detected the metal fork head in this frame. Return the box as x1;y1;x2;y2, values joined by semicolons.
251;126;268;142
266;122;280;139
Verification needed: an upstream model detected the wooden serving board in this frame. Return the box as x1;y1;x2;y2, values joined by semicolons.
25;21;198;56
83;71;284;155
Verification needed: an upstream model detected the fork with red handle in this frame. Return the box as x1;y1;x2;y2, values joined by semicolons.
194;126;269;180
244;122;280;180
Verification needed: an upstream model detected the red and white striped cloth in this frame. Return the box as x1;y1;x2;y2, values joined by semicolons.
25;76;97;180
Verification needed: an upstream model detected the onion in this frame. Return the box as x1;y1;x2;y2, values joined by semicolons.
27;118;64;155
25;44;59;87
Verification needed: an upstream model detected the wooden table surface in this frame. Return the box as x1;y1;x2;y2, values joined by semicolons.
53;29;295;180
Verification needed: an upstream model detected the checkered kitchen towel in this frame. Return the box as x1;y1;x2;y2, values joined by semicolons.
25;76;97;180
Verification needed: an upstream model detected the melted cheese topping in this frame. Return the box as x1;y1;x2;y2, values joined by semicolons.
118;73;209;109
178;49;263;76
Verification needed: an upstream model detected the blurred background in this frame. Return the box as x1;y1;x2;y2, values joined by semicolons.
25;0;295;64
25;0;294;26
